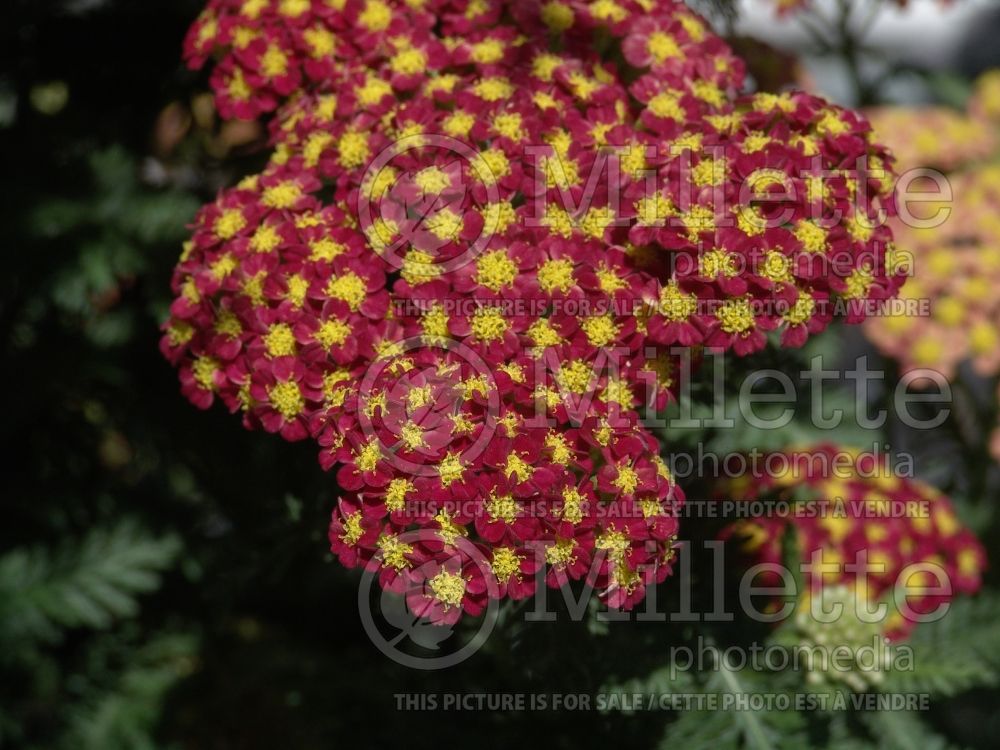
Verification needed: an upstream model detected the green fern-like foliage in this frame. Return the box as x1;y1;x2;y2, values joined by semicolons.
883;593;1000;697
604;646;809;749
860;711;957;750
601;592;1000;750
59;631;198;750
0;522;189;749
654;661;809;750
0;520;181;647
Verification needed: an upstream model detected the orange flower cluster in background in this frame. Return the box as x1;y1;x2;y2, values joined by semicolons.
864;71;1000;457
864;166;1000;380
864;106;996;173
865;71;1000;174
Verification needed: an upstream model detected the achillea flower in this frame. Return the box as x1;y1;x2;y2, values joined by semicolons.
165;0;903;622
718;445;986;640
865;106;997;173
864;72;1000;406
791;584;895;692
970;68;1000;123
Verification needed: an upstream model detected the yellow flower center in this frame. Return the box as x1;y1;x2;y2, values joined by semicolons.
268;380;304;420
428;570;466;608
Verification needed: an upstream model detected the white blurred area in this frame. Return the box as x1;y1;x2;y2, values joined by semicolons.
735;0;992;62
728;0;1000;102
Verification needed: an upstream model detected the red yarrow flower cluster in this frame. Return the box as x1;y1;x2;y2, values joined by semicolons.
165;0;903;623
718;445;986;640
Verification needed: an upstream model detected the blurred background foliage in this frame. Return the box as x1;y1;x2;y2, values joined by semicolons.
2;1;999;748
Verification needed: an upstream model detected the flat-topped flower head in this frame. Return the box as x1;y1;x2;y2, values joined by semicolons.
166;0;902;623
